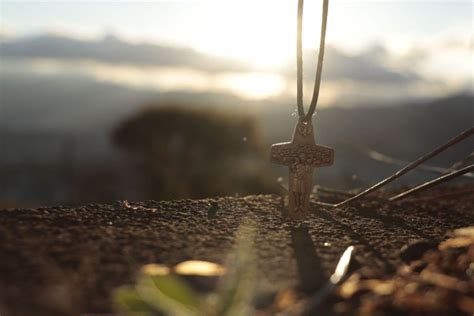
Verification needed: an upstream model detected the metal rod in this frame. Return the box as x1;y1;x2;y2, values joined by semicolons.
355;145;474;178
313;201;335;208
333;127;474;208
389;165;474;201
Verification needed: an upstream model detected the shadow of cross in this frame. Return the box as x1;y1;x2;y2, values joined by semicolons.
271;119;334;219
291;225;326;293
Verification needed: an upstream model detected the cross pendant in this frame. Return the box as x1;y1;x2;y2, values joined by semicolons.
270;118;334;219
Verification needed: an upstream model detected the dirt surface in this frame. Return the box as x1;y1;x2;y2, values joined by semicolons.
0;186;473;315
328;228;474;316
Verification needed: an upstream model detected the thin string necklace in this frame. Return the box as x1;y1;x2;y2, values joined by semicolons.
270;0;334;219
296;0;329;122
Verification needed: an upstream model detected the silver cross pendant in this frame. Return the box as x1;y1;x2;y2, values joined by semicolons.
270;118;334;219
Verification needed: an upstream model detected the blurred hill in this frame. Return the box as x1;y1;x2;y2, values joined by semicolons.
1;35;472;206
0;88;472;207
0;71;251;132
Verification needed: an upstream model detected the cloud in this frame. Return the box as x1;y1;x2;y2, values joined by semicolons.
0;27;13;40
278;42;474;106
280;44;420;86
394;33;473;84
0;33;250;73
1;33;469;107
1;34;420;85
437;35;473;51
325;46;420;84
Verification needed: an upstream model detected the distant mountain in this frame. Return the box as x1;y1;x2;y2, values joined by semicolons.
2;64;471;154
0;71;253;132
1;75;471;203
316;94;473;162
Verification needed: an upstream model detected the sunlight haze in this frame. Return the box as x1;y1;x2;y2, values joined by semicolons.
1;0;472;102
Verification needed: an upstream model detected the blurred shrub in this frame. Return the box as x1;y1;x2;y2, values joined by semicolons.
112;105;276;199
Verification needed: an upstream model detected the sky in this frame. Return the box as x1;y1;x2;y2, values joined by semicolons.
0;0;472;104
2;1;472;62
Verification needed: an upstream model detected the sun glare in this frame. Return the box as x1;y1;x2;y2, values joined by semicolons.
195;1;345;69
197;2;295;69
218;72;286;99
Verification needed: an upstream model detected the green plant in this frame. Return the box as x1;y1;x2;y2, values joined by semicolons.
114;221;257;316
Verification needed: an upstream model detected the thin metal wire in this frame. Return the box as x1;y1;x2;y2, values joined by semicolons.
333;127;474;208
296;0;329;121
389;165;474;201
353;145;474;178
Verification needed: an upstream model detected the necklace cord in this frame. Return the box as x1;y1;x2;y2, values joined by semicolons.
296;0;329;122
296;0;304;116
305;0;329;121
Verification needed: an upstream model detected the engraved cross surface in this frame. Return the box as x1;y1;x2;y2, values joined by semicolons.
270;119;334;219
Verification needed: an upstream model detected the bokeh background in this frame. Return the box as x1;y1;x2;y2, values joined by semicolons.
0;0;472;207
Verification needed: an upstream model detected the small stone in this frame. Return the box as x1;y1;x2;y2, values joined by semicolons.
399;240;437;263
454;226;474;238
208;202;219;218
439;236;474;250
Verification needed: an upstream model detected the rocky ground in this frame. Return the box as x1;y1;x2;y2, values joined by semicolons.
0;185;473;315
